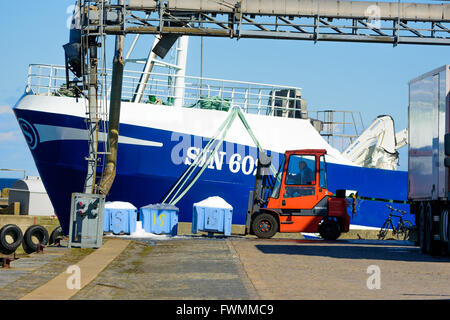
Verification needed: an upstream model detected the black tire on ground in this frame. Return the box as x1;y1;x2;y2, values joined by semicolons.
22;225;49;254
0;224;23;255
318;218;341;241
426;204;441;256
419;204;427;254
49;226;64;245
252;213;278;239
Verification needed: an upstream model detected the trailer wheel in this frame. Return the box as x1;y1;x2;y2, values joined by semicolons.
0;224;23;255
411;204;419;246
252;213;278;239
419;204;427;254
426;204;441;256
22;225;49;254
318;218;341;241
447;217;450;256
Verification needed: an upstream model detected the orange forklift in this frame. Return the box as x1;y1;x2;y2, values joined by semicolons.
245;149;353;240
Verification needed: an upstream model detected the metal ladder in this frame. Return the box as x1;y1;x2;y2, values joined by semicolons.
80;0;110;194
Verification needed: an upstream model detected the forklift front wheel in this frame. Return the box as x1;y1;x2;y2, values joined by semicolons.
252;213;278;239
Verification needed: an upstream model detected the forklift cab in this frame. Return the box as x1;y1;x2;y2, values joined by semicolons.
267;149;329;211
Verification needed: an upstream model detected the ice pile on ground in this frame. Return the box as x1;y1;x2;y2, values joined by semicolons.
105;201;137;209
127;221;173;240
194;196;233;209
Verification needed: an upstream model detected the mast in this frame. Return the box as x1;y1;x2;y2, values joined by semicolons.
173;36;189;108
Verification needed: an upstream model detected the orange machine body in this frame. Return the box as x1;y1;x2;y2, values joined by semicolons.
264;149;350;234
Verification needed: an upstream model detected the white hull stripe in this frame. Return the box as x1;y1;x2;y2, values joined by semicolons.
14;95;355;166
34;124;163;147
349;224;381;231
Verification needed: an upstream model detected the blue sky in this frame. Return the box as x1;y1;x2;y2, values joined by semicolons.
1;0;450;177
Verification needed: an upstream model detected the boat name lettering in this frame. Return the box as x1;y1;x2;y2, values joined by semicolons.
184;147;257;176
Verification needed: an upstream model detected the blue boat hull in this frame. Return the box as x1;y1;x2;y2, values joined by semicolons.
14;107;412;235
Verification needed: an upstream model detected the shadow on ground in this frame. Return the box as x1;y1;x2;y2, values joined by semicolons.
255;241;450;263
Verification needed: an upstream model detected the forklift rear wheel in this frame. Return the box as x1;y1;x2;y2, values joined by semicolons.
252;213;278;239
318;218;341;241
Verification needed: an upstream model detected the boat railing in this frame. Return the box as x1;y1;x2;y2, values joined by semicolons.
26;64;305;117
308;109;365;152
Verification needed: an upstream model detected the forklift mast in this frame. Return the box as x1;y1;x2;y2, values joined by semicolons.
246;151;273;234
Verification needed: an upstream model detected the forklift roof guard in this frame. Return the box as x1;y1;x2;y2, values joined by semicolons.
284;149;327;157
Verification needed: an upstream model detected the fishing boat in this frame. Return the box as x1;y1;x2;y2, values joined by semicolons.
13;35;409;234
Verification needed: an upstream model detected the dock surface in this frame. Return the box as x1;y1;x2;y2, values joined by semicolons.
1;236;449;300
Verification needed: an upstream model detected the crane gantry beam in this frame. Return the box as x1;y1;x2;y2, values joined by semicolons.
81;0;450;46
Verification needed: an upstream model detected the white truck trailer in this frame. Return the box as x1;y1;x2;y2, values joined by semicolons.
409;65;450;256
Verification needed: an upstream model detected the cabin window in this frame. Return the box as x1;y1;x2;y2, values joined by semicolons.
270;155;285;199
285;155;316;185
319;155;327;189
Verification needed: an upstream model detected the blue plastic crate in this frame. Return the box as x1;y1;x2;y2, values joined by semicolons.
192;205;233;236
104;208;138;235
103;208;111;233
140;203;179;236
